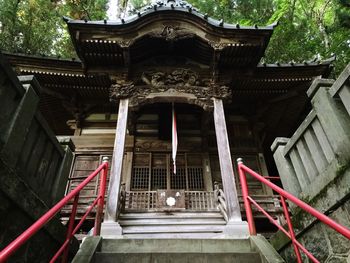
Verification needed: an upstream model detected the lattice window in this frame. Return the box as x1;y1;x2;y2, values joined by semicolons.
170;167;186;189
151;168;167;190
131;167;149;190
188;167;204;190
132;152;205;191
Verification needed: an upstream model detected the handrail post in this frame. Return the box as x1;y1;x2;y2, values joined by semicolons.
94;157;109;236
280;195;303;263
237;158;256;235
61;193;79;263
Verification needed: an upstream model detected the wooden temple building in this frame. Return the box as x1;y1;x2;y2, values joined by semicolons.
4;0;334;238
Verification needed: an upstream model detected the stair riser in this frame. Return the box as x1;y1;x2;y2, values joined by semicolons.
122;225;225;234
95;253;262;263
119;220;226;226
101;239;252;253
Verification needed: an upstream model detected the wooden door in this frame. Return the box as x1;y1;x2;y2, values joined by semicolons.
61;154;111;221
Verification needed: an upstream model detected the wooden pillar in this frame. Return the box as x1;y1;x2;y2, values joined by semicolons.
202;153;213;191
213;98;242;221
101;99;128;237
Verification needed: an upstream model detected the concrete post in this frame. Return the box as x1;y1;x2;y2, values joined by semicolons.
271;138;302;197
308;79;350;162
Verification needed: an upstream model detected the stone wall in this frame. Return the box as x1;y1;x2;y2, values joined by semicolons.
0;54;78;261
270;168;350;262
270;63;350;262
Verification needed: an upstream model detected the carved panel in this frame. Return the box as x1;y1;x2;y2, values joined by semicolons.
110;81;135;99
157;190;186;211
149;25;195;41
109;69;231;110
141;68;203;87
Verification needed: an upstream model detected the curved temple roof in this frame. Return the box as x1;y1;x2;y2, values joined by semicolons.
64;0;277;30
64;0;278;73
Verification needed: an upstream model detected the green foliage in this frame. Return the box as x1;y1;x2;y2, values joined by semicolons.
0;0;349;76
0;0;108;58
186;0;350;76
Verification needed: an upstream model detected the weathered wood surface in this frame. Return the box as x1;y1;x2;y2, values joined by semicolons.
61;154;112;221
105;99;129;221
123;190;283;219
213;98;242;222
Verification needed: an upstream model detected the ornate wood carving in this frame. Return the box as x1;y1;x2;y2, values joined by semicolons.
135;140;171;151
110;81;135;99
109;69;231;110
150;25;195;41
209;42;229;50
141;69;202;87
117;39;134;48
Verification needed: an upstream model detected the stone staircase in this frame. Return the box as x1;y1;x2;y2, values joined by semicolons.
118;211;227;238
72;212;285;262
72;236;285;263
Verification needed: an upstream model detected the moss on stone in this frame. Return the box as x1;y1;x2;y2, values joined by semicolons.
336;158;350;178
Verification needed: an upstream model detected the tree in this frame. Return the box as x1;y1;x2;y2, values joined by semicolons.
186;0;350;76
0;0;108;58
0;0;348;75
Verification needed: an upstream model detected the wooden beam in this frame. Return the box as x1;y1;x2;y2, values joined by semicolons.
104;98;129;221
213;98;242;221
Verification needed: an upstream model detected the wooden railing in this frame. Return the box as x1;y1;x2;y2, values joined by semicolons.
124;191;158;210
123;189;283;220
124;191;218;211
186;191;217;211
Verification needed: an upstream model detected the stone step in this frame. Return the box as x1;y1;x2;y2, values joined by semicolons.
119;219;226;226
121;233;229;239
119;212;223;220
94;252;262;263
122;225;225;234
101;238;252;253
72;236;285;263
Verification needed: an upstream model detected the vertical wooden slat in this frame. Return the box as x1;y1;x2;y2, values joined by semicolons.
185;153;189;190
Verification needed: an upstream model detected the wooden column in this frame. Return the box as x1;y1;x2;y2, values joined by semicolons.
101;99;128;237
213;98;242;221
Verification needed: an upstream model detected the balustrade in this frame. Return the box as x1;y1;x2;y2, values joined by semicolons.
272;64;350;198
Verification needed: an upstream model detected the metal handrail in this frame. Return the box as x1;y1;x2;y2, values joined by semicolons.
0;158;109;263
237;158;350;263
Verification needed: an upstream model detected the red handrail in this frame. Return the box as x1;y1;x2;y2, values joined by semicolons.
237;158;350;263
0;158;109;263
